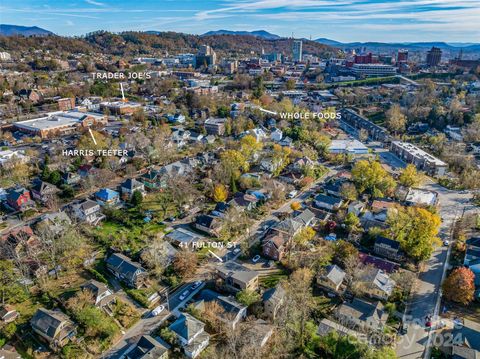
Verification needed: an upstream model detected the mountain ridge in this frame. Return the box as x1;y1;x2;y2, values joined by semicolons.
0;24;53;36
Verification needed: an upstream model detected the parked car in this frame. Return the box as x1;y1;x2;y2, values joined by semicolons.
151;305;165;316
190;281;202;290
233;248;241;254
252;255;261;263
287;190;298;199
179;290;189;301
443;240;450;246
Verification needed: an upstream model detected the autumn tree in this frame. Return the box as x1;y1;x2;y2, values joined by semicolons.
293;227;316;247
240;134;262;160
385;104;406;135
343;212;360;233
213;184;228;203
442;267;475;305
218;149;249;186
340;182;358;201
398;164;422;188
277;268;316;352
351;160;396;197
290;201;302;211
386;206;441;261
172;250;198;279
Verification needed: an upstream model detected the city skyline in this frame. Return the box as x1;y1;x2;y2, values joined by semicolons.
1;0;480;42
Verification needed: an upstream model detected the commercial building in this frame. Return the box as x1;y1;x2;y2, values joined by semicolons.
397;49;408;63
328;139;369;154
57;98;75;111
390;141;447;176
292;40;303;62
14;110;107;138
99;101;142;115
195;45;216;68
426;47;442;67
340;108;389;141
351;64;396;77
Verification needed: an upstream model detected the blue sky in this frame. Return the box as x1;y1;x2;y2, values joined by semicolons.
1;0;479;42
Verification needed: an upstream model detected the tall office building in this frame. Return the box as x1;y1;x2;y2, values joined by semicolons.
195;45;217;68
397;49;408;63
426;47;442;67
292;40;303;62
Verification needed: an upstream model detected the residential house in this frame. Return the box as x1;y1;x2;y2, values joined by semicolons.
140;169;162;190
272;218;303;237
94;188;120;206
0;225;38;259
314;194;343;211
169;313;210;358
70;199;105;225
0;305;19;324
166;228;205;249
464;237;480;285
126;335;170;359
204;118;226;136
6;187;34;211
436;318;480;359
293;208;316;227
242;319;274;348
335;298;388;332
262;285;286;320
228;192;259;211
120;178;146;201
30;180;59;203
106;253;148;289
262;232;289;261
194;215;223;237
216;261;259;293
323;179;347;198
36;211;71;235
270;128;283;142
404;187;438;207
356;268;396;300
30;308;76;348
358;253;399;274
317;265;346;293
61;171;81;186
78;164;96;178
141;240;178;266
374;236;403;262
80;280;115;308
348;201;365;216
193;289;247;329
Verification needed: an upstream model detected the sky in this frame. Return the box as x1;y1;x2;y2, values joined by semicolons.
1;0;480;42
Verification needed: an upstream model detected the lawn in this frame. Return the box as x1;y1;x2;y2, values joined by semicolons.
259;272;289;288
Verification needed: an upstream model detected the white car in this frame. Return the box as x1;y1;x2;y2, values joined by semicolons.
443;240;450;246
179;290;189;301
151;305;165;316
190;281;202;290
233;248;241;254
252;255;261;263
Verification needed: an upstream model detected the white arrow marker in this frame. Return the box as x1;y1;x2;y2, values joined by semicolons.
88;128;97;145
208;250;223;262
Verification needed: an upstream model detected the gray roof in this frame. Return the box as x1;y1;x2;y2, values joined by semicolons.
324;265;346;287
169;313;205;341
30;308;73;340
361;268;395;295
337;298;388;330
126;335;170;359
262;285;286;304
106;253;145;281
273;218;302;235
216;261;259;284
293;209;315;226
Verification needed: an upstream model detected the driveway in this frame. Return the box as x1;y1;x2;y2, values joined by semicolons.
374;152;477;359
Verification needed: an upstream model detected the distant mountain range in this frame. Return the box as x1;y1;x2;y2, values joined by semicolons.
314;38;480;52
0;24;53;36
201;30;281;40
